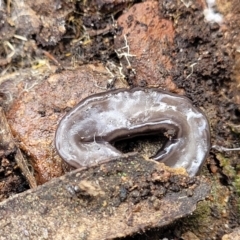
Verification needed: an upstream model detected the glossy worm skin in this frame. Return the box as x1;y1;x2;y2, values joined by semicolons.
55;88;210;177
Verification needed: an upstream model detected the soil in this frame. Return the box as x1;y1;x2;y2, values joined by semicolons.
0;0;240;239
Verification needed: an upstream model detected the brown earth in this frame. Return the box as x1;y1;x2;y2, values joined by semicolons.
0;0;240;239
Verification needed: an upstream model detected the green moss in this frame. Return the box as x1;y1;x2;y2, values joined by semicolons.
216;153;235;178
234;175;240;195
181;200;211;233
216;154;240;213
233;168;240;212
190;201;211;223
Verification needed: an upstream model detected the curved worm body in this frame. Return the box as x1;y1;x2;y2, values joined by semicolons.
55;88;210;176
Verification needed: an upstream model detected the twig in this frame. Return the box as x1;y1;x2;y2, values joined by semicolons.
212;145;240;152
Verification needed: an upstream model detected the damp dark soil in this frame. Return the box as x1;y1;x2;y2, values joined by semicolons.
0;0;240;239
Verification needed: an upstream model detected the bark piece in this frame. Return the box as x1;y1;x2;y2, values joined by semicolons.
0;108;36;188
0;154;210;239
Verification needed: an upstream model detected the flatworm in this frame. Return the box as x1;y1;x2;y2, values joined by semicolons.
55;88;210;176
